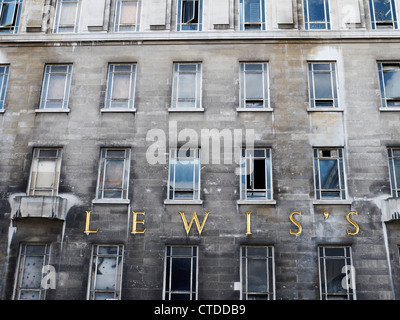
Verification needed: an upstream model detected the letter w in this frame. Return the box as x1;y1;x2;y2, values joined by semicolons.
179;211;210;235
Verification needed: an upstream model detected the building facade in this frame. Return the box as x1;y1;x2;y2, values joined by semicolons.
0;0;400;300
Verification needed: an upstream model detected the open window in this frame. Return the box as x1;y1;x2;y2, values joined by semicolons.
0;0;22;33
177;0;202;31
378;62;400;108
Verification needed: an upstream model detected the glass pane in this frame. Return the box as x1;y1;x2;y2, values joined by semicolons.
171;258;191;291
182;0;195;23
94;257;118;290
112;74;131;100
120;1;137;25
171;293;191;300
373;0;392;22
19;290;40;300
253;159;266;189
245;0;261;23
94;292;115;300
107;150;126;159
394;159;400;185
245;72;263;99
172;247;192;256
47;74;66;100
59;2;77;26
314;72;333;98
21;256;44;289
178;73;196;99
325;259;347;294
319;159;339;189
324;247;345;256
98;246;118;255
174;159;194;195
0;2;16;26
308;0;326;21
246;247;268;257
25;245;47;255
35;160;56;189
247;259;268;292
104;160;124;189
384;69;400;98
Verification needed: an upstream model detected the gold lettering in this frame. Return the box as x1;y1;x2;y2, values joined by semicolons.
245;212;252;235
289;211;302;236
346;211;359;236
131;211;146;234
179;211;210;236
84;210;99;234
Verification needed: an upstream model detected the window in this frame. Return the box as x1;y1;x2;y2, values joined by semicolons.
239;63;269;109
177;0;202;31
240;149;273;201
369;0;398;29
168;148;200;201
241;246;274;300
171;63;202;110
388;148;400;197
239;0;266;30
114;0;140;32
313;148;346;200
27;148;62;196
303;0;331;30
14;244;50;300
96;149;130;200
88;245;124;300
378;62;400;108
105;64;136;110
0;0;22;34
318;246;356;300
39;65;72;111
53;0;81;33
0;65;9;111
308;62;338;109
164;246;197;300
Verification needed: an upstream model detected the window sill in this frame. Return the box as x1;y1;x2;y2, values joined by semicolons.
164;199;203;205
168;108;205;112
92;199;130;205
237;200;276;205
307;108;344;112
379;107;400;112
100;108;136;113
237;108;273;112
35;108;70;113
313;200;353;205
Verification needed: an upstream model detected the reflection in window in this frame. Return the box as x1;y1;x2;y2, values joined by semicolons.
378;62;400;108
171;63;202;109
39;65;72;110
53;0;81;33
114;0;140;32
369;0;398;29
241;246;274;300
0;65;9;110
105;64;136;109
388;148;400;197
313;148;346;200
319;246;356;300
239;63;269;109
88;245;124;300
177;0;202;31
96;149;130;200
308;62;338;108
0;0;22;34
168;149;200;201
303;0;330;30
239;0;266;30
240;149;273;201
14;244;50;300
164;246;197;300
28;148;63;196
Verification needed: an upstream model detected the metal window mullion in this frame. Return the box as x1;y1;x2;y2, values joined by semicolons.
311;67;317;108
317;156;322;199
324;0;328;29
109;65;116;105
393;152;400;197
44;67;52;108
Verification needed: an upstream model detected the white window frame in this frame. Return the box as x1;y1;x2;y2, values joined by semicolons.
170;63;203;111
313;148;347;201
369;0;398;29
13;243;51;300
378;62;400;109
87;244;124;300
163;246;198;300
308;62;339;109
303;0;331;30
388;148;400;197
38;64;73;112
318;246;356;300
0;64;9;111
177;0;203;31
27;148;63;197
95;148;131;202
239;62;270;110
166;148;201;202
240;246;275;300
53;0;81;33
240;148;273;202
114;0;140;32
239;0;266;30
0;0;22;34
103;63;137;111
